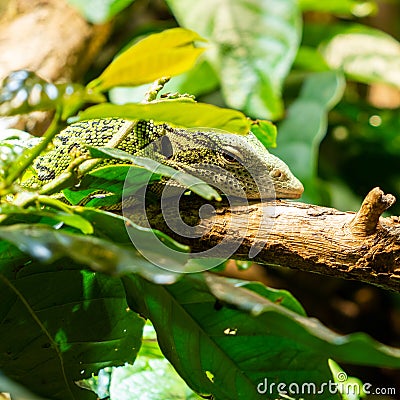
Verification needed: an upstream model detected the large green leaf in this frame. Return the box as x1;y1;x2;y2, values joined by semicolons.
166;0;302;120
0;224;182;283
320;25;400;88
274;71;346;203
0;260;144;400
66;0;135;24
123;273;400;400
88;28;206;92
76;101;251;135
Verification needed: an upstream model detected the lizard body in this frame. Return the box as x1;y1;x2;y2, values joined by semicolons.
26;118;304;200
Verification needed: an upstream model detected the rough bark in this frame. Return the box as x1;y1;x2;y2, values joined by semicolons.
0;0;112;134
143;187;400;292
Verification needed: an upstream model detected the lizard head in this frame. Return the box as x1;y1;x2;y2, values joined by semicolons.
157;128;304;200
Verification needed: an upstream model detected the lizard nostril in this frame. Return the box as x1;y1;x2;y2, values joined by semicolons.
271;169;283;179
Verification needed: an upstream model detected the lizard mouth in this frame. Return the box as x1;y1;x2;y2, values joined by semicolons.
278;180;304;199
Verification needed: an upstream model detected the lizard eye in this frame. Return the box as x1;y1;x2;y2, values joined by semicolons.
221;147;242;164
222;152;236;163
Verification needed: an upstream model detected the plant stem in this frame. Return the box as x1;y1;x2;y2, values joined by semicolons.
4;108;63;187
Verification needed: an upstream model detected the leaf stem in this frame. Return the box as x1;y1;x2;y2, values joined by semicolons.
4;108;63;187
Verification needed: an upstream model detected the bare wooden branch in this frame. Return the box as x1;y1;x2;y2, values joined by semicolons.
348;187;396;236
144;187;400;292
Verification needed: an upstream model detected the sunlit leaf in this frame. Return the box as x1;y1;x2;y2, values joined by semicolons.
88;28;206;92
250;120;277;148
166;0;302;119
76;101;250;135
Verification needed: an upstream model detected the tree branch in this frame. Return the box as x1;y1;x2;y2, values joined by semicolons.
0;0;112;134
144;187;400;292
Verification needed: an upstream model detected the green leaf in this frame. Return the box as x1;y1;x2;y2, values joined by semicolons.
88;28;206;92
0;224;183;283
88;146;221;201
294;46;330;72
0;205;93;234
76;101;251;135
124;273;400;400
250;120;277;148
166;0;302;119
66;0;135;24
298;0;377;17
274;71;346;203
62;164;158;206
0;261;144;400
320;25;400;88
0;70;105;119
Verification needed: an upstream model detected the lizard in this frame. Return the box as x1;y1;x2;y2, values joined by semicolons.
23;118;304;202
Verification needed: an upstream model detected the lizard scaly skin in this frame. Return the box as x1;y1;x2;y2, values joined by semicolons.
25;118;304;200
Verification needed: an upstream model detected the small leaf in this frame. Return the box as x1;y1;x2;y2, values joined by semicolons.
250;120;277;148
76;101;250;135
88;28;206;92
